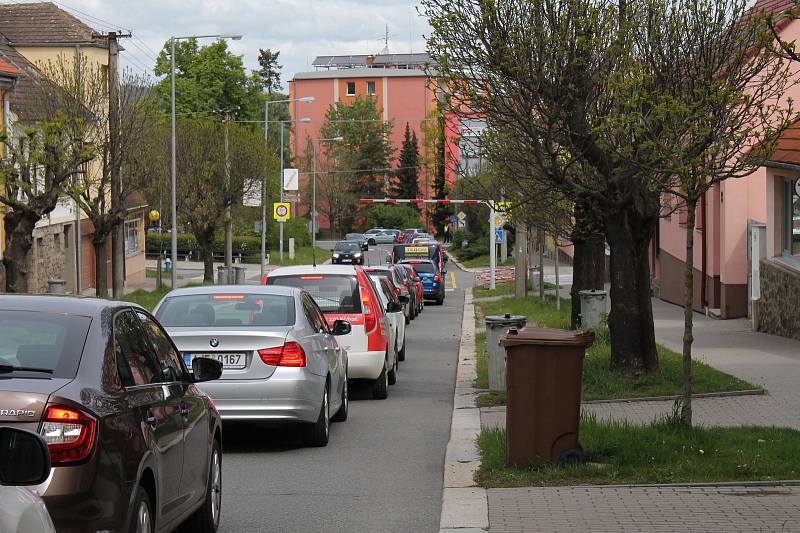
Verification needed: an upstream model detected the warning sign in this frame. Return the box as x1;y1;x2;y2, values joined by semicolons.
273;202;291;221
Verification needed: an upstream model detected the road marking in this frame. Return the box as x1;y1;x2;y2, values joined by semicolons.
449;271;457;289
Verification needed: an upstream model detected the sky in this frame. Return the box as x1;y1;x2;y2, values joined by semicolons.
43;0;432;86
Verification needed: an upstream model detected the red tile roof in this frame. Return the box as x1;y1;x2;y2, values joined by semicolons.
0;2;99;44
753;0;794;17
768;119;800;166
0;56;22;76
0;31;44;121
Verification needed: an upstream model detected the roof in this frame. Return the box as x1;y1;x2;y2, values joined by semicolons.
160;285;302;298
0;56;21;77
0;33;43;121
0;2;101;45
312;53;434;70
753;0;793;18
294;67;432;81
266;265;363;276
0;294;120;316
766;118;800;166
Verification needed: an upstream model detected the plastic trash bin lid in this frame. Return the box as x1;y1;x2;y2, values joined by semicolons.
500;327;595;347
485;314;528;327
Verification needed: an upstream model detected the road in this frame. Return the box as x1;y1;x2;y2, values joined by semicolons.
217;246;473;533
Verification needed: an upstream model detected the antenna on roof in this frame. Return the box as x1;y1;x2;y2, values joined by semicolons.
381;23;390;55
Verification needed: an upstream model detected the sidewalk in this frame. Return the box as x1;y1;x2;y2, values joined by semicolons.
444;295;800;532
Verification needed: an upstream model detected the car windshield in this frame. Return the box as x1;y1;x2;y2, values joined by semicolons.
404;261;435;273
334;242;361;252
0;311;91;378
266;274;363;314
156;294;296;327
345;233;364;240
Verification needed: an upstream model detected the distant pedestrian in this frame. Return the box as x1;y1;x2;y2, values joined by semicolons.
443;224;450;243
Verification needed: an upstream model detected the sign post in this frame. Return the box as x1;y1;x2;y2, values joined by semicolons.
489;204;496;290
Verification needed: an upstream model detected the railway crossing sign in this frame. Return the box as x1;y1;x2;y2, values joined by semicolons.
273;202;291;221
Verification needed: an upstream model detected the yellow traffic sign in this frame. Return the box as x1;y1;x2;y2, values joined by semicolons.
273;202;291;221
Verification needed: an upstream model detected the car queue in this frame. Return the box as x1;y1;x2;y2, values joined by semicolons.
0;227;449;533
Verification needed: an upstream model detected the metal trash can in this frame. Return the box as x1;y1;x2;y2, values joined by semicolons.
485;314;528;391
501;327;595;466
529;267;540;291
47;279;66;295
233;266;247;285
579;290;608;329
217;266;232;285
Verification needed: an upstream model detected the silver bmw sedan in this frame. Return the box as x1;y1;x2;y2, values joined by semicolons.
154;285;351;447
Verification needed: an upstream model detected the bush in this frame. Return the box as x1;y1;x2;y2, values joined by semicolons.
362;204;422;231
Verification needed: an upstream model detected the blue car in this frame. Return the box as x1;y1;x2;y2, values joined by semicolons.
400;259;445;305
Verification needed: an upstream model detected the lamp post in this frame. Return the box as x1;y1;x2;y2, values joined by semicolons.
311;136;343;262
170;33;242;289
261;96;314;277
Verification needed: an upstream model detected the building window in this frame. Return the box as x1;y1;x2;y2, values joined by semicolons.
346;81;356;96
367;81;376;96
125;218;142;257
784;179;800;257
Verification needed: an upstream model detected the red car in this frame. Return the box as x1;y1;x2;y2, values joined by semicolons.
398;263;425;315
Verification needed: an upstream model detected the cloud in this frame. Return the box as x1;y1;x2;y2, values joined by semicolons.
55;0;431;82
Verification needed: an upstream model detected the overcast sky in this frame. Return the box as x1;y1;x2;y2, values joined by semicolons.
51;0;432;85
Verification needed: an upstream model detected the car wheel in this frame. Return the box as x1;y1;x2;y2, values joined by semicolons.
185;438;222;533
331;373;348;422
436;294;445;305
398;338;406;362
129;484;154;533
305;384;330;446
405;307;411;324
372;361;389;399
388;357;397;385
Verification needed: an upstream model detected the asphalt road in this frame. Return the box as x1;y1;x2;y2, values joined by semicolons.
217;248;473;533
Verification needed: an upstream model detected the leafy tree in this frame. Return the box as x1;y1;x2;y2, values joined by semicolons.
431;112;451;234
363;204;422;231
395;123;420;201
257;48;282;94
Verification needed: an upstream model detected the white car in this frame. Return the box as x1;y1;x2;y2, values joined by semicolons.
0;427;56;533
369;274;407;362
264;265;398;399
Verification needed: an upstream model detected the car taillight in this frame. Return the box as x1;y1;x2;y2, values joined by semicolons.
395;287;402;295
40;405;96;466
258;342;307;367
434;274;441;282
361;290;377;333
260;274;268;285
403;280;408;286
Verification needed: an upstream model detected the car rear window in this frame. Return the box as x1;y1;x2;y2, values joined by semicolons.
155;294;296;327
266;275;362;314
403;261;435;273
0;311;91;378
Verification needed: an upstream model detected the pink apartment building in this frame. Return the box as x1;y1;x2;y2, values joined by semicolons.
652;0;800;340
289;54;439;233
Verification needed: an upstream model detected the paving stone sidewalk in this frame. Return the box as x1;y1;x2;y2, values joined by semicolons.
482;299;800;532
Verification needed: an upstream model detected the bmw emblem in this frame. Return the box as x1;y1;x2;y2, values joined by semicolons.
209;338;219;348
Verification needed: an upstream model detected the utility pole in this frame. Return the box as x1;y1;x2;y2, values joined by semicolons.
224;110;233;281
515;223;527;298
74;44;82;295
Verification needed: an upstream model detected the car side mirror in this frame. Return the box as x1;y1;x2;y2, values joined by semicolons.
332;319;352;336
414;277;421;282
192;357;223;382
387;302;403;313
0;427;51;486
398;295;410;304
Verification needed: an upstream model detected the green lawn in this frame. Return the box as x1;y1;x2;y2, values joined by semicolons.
269;247;332;266
119;285;174;311
460;255;515;269
473;281;556;299
478;415;800;487
472;295;757;404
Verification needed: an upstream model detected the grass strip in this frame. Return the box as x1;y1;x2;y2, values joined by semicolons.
477;414;800;487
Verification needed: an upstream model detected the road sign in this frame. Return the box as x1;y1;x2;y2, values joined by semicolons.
273;202;291;221
494;213;507;227
457;211;467;221
449;214;458;222
496;201;512;213
284;191;300;202
283;168;299;191
495;229;505;243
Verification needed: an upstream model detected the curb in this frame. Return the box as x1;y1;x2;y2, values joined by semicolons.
451;258;478;273
582;388;766;404
504;479;800;490
439;291;489;532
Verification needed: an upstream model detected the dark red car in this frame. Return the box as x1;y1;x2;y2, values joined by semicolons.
399;264;425;315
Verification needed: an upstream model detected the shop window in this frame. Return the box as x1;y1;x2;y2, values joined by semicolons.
346;81;356;96
124;218;141;257
784;179;800;257
367;81;376;96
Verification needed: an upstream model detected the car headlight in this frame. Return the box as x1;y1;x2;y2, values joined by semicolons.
354;253;362;257
333;253;340;257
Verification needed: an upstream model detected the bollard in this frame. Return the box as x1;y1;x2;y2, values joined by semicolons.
579;290;608;330
233;266;247;285
47;279;66;295
485;314;528;391
289;238;295;260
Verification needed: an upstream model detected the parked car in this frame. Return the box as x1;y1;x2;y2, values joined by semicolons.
398;263;425;316
369;275;408;362
364;265;415;323
0;426;56;533
332;240;365;265
263;265;398;399
345;233;369;250
154;286;351;447
400;259;446;305
0;295;223;533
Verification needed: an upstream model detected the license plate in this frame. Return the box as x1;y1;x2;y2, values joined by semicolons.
341;259;352;263
184;353;246;370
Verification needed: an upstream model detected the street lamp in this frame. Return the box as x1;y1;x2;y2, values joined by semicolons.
261;96;315;277
311;136;344;263
170;33;242;289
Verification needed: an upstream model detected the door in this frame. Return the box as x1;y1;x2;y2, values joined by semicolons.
308;295;345;401
114;310;185;525
136;311;209;510
301;294;335;376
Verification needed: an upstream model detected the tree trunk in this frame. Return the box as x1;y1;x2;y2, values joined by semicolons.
94;237;109;298
194;228;216;284
570;233;606;329
538;228;545;300
224;204;232;273
3;213;37;293
605;209;659;374
681;199;697;427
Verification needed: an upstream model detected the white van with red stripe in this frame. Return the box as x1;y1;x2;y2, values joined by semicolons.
263;265;398;399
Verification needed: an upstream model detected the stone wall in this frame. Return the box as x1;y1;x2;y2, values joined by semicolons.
29;223;69;293
757;259;800;341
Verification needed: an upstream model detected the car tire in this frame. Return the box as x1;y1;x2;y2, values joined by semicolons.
372;361;389;399
305;384;330;446
436;294;445;305
388;357;397;385
405;308;411;324
129;484;155;533
397;338;406;362
331;374;348;422
184;438;222;533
